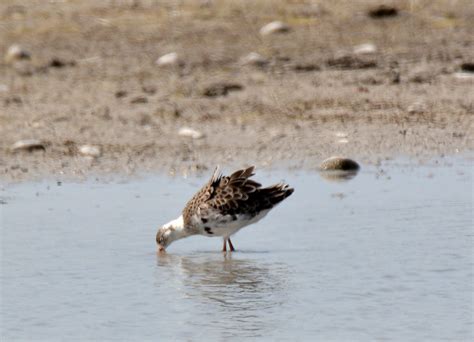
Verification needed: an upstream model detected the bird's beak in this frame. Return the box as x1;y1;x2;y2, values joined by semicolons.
158;245;166;253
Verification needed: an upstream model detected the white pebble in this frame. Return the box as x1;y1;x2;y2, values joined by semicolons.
5;44;30;63
334;132;348;138
78;145;101;157
353;43;377;55
10;139;45;152
156;52;181;67
178;127;204;139
259;21;290;36
240;52;268;66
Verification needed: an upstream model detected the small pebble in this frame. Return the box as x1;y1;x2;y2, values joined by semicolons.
49;58;75;68
368;5;398;18
353;43;377;55
156;52;181;67
78;145;101;157
178;127;204;139
259;21;290;35
10;139;45;152
240;52;268;67
5;44;30;63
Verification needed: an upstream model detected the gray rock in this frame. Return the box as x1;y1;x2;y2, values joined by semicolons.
320;156;360;171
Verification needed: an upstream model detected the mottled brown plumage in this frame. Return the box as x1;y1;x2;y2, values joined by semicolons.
183;166;293;233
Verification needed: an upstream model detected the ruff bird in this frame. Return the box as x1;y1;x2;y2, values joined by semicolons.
156;166;293;252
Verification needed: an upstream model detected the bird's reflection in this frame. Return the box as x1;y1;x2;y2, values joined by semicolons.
156;252;288;338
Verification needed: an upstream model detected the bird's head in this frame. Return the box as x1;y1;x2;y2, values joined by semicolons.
156;216;185;252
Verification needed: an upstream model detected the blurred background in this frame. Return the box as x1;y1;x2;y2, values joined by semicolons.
1;0;472;180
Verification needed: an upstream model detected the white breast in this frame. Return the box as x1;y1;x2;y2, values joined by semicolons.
197;209;271;238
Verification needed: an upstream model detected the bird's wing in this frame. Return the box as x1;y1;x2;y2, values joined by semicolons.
182;166;261;228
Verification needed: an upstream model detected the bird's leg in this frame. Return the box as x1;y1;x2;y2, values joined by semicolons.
227;238;235;252
222;239;227;252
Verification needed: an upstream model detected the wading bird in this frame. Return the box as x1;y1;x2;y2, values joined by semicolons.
156;166;293;252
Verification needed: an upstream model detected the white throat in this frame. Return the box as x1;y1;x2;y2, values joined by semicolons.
166;215;184;230
164;215;190;242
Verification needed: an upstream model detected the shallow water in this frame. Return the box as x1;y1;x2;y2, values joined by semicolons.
1;161;472;341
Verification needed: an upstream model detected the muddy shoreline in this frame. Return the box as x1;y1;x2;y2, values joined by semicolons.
1;0;472;182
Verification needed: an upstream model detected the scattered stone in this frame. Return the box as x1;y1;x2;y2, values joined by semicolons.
5;44;30;63
202;82;243;97
130;96;148;104
353;43;377;55
49;58;75;68
10;139;45;152
78;144;101;157
156;52;182;67
293;63;320;72
319;156;360;171
460;63;474;72
240;52;268;67
319;157;360;182
115;90;128;98
326;55;377;69
178;127;204;139
368;5;398;19
259;21;290;35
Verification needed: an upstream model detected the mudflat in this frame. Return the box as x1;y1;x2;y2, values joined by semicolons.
1;0;473;181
